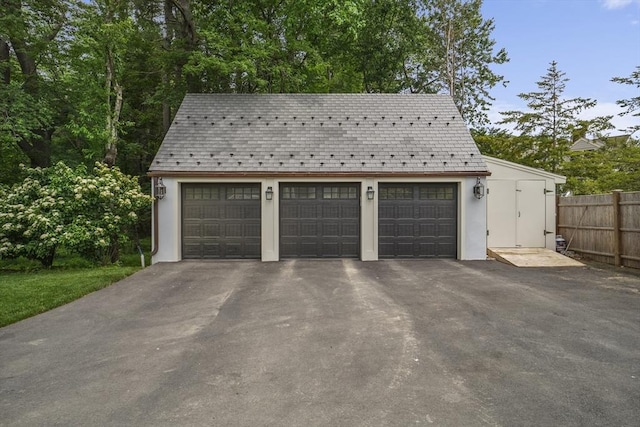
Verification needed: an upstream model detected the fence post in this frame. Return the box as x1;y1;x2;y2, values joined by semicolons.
612;190;622;267
556;195;560;236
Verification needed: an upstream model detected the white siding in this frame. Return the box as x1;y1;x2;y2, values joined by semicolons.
152;176;487;263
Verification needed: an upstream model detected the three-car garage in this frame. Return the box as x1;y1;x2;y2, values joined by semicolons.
180;182;458;260
149;93;490;263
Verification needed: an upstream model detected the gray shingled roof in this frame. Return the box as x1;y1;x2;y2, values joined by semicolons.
149;93;488;176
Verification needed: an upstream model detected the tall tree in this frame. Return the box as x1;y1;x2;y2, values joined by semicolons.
499;61;597;172
356;0;424;93
63;0;135;167
184;0;366;94
0;0;71;168
611;66;640;134
419;0;508;127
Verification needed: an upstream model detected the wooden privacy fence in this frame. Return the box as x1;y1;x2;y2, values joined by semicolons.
557;191;640;269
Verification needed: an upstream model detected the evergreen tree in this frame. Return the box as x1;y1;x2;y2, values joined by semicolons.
611;66;640;135
499;61;596;172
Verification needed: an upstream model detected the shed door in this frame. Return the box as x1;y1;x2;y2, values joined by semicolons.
280;184;360;258
516;180;546;247
182;184;261;259
487;180;517;247
379;183;457;258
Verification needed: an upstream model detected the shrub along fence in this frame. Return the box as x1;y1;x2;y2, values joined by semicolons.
557;191;640;269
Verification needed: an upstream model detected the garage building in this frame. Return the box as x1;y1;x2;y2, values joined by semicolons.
149;93;489;263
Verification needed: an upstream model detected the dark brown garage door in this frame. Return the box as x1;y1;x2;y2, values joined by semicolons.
378;183;457;258
280;184;359;258
182;184;261;259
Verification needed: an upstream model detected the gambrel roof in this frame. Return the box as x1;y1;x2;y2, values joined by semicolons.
149;93;489;176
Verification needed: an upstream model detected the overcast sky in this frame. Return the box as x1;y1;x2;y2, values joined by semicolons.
481;0;640;135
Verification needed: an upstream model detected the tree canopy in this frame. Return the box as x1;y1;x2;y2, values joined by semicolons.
0;0;511;185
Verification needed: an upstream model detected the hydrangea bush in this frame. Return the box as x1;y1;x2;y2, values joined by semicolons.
0;162;152;267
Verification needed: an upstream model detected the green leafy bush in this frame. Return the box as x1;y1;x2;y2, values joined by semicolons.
0;162;152;267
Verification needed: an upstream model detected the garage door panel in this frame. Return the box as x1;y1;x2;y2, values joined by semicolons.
397;222;415;237
322;222;339;237
225;243;242;257
281;205;298;219
418;242;436;257
341;222;359;237
396;206;414;219
342;242;359;256
438;222;456;237
242;205;261;219
183;222;201;238
225;205;244;219
182;184;261;259
379;242;394;256
202;223;220;237
418;206;437;219
281;242;297;255
300;242;319;257
322;241;339;254
300;222;318;236
280;184;360;258
396;242;415;257
244;242;261;257
281;220;299;237
419;223;436;236
245;223;261;237
202;242;221;257
183;243;202;257
203;205;221;218
379;183;457;258
438;243;456;257
438;205;455;218
341;205;359;218
299;205;318;218
224;223;243;238
184;205;202;219
379;223;395;237
322;205;339;217
379;206;395;219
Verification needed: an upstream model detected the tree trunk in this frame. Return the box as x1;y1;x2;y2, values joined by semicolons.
0;38;10;84
17;130;52;168
2;0;64;169
103;36;123;167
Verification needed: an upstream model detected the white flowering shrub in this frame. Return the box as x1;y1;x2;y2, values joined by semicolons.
0;162;152;267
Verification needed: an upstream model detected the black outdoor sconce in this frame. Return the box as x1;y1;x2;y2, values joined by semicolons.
473;177;485;199
154;177;166;200
366;186;375;200
265;186;274;200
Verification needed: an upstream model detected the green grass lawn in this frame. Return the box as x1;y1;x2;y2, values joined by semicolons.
0;266;140;327
0;240;150;327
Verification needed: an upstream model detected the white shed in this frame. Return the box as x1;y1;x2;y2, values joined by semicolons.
484;156;566;251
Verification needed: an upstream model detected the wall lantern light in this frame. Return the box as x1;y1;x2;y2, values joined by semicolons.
473;177;485;199
155;177;166;200
366;186;375;200
265;186;274;200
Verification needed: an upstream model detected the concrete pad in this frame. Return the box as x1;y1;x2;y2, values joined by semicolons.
488;247;584;267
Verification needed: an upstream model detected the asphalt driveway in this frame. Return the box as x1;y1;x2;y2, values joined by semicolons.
1;259;639;426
